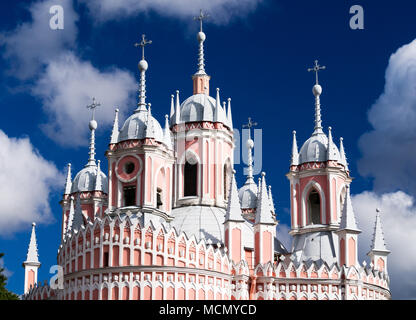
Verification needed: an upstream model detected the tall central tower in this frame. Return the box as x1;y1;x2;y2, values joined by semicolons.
169;10;234;244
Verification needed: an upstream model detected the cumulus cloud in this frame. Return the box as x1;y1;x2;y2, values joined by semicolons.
352;191;416;299
79;0;263;24
358;39;416;195
0;131;63;236
32;52;137;147
0;0;78;80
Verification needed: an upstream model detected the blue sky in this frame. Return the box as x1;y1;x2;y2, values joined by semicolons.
1;0;416;299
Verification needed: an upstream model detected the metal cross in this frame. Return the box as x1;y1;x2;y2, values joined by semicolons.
308;60;326;85
194;9;209;32
135;34;152;60
242;117;258;139
86;97;101;121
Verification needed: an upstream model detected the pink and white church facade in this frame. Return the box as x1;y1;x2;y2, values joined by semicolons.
22;16;391;300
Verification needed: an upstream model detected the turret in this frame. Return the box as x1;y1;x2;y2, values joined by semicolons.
224;170;245;263
336;185;361;267
368;208;390;273
254;172;276;265
23;223;40;295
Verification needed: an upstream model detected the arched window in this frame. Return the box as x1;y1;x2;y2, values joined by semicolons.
156;187;163;210
223;165;228;200
307;189;321;225
184;161;197;196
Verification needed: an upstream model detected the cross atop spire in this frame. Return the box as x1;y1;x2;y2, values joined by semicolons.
242;117;258;140
135;34;152;112
194;9;209;32
135;34;152;61
86;97;100;167
308;59;326;85
243;117;258;184
86;97;101;121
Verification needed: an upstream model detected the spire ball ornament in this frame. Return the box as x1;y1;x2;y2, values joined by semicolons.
197;31;206;42
313;84;322;96
89;119;97;130
138;59;148;71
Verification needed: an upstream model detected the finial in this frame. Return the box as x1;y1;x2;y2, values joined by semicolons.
135;34;152;112
64;163;72;195
308;60;325;134
226;98;233;129
243;117;257;184
194;9;209;33
86;97;100;167
308;59;326;86
110;108;119;144
291;130;299;166
134;34;152;61
170;94;175;118
193;10;209;75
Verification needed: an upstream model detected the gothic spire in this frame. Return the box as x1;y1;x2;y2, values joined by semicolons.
24;223;40;264
339;137;349;171
226;98;233;129
110;108;119;144
94;160;102;191
255;172;275;225
64;163;72;195
307;60;326;135
164;114;173;149
170;94;175;119
134;34;152;112
193;9;209;75
65;196;75;237
173;90;181;125
268;185;276;214
327;126;339;161
370;208;389;252
145;103;155;138
242;117;258;185
291;130;299;166
225;170;244;222
339;186;360;232
86;97;100;167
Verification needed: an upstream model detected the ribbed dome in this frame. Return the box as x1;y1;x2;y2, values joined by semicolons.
298;133;341;164
179;94;228;125
71;165;108;193
118;110;164;143
170;206;226;244
238;183;258;209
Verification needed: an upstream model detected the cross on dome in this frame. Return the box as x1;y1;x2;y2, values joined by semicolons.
308;59;326;85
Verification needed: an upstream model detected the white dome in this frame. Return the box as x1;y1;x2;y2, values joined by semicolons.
238;182;258;209
170;206;225;244
71;165;108;193
298;133;341;164
178;94;228;126
118;110;164;143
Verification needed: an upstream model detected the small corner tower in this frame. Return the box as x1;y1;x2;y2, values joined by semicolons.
368;208;390;273
23;222;41;295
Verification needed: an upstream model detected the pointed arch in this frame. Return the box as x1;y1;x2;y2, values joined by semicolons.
301;180;326;226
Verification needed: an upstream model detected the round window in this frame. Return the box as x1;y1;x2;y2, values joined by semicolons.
124;162;135;174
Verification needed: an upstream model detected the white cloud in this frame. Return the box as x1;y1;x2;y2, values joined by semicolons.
358;39;416;195
352;191;416;299
32;52;137;147
80;0;263;24
0;0;78;80
0;130;63;237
